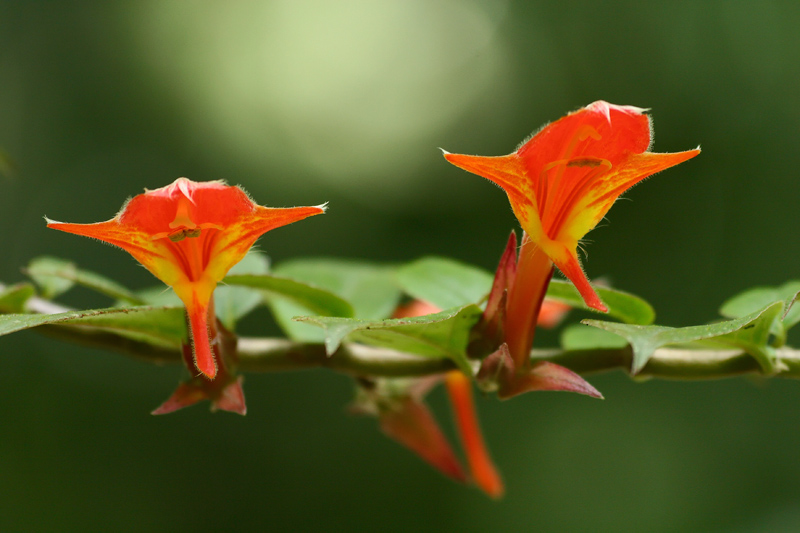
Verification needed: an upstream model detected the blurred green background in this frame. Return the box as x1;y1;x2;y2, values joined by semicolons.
2;1;800;531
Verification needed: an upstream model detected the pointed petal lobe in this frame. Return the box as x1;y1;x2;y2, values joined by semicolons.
559;149;701;242
541;238;607;313
443;153;533;215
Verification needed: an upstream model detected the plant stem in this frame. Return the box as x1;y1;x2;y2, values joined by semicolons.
23;302;800;381
235;340;800;380
48;323;796;381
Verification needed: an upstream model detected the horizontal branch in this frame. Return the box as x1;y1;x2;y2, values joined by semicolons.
18;294;800;381
34;322;800;381
237;339;800;380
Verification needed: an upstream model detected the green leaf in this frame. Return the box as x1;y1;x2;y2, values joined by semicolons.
395;256;493;309
266;259;401;342
0;306;185;349
224;273;354;317
0;283;36;314
560;323;628;350
71;307;186;348
546;280;655;325
25;256;76;299
225;272;355;341
214;251;271;330
719;281;800;318
273;259;400;318
699;302;785;373
719;281;800;338
584;302;784;374
25;255;145;305
787;293;800;331
296;304;483;374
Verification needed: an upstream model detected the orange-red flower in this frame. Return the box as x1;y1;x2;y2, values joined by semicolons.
47;177;324;380
444;101;699;312
445;101;699;370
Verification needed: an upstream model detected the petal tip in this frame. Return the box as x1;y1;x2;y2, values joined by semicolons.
196;358;218;380
587;100;649;117
43;216;61;227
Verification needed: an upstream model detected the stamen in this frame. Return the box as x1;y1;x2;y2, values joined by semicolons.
167;227;202;242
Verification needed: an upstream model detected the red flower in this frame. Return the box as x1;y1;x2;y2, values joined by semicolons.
444;101;699;311
48;178;324;380
445;102;699;369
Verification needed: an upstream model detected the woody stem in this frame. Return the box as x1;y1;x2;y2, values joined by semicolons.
27;317;800;380
18;287;800;381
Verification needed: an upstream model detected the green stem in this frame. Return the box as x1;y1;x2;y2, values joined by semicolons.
20;290;800;381
237;341;800;380
38;322;800;380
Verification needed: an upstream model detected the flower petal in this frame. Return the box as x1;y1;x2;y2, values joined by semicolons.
555;149;701;243
121;178;249;233
541;238;607;312
504;235;555;366
445;370;504;498
444;103;698;314
46;220;164;266
518;101;651;174
204;205;325;283
442;152;541;228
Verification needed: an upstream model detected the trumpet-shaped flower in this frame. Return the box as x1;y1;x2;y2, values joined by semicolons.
47;177;324;380
445;102;698;369
444;101;699;312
